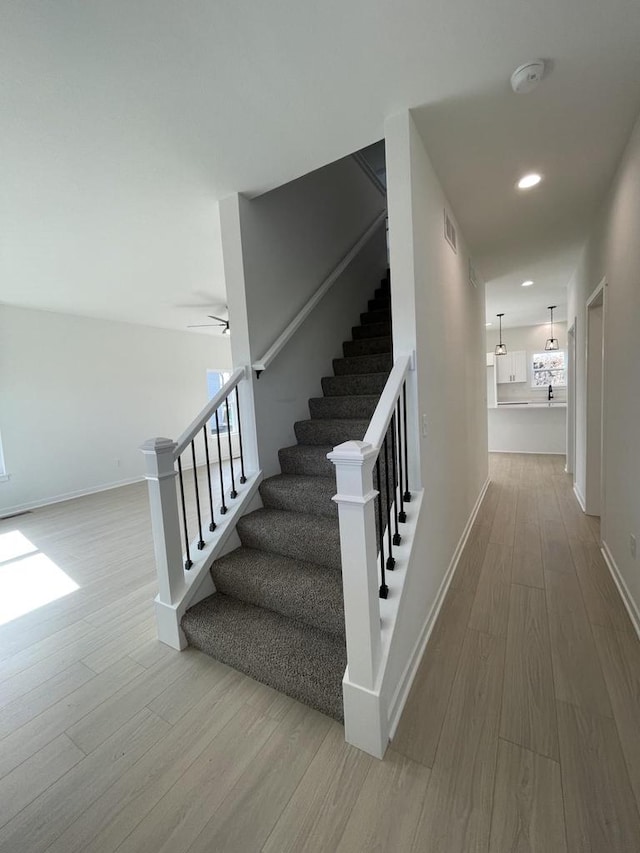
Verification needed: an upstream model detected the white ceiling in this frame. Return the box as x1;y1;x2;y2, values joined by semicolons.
2;0;640;333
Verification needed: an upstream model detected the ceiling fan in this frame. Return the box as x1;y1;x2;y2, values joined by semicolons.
187;314;230;334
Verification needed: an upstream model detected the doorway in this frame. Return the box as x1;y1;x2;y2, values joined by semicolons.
566;320;576;477
585;281;605;519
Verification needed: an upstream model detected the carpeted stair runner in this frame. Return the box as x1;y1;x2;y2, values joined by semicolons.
182;274;392;721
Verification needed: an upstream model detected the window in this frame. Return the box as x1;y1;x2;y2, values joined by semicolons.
206;371;236;434
531;351;566;387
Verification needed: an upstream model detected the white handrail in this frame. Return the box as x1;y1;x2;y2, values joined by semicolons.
251;210;387;375
174;367;245;458
363;355;411;449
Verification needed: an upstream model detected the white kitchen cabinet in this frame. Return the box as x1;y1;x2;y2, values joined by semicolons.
496;350;527;383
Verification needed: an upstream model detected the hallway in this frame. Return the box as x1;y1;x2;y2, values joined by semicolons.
394;453;640;851
0;454;639;851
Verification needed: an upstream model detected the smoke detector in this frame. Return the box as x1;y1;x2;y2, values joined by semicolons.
510;60;546;94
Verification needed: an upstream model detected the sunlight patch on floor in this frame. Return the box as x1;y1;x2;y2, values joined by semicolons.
0;531;80;626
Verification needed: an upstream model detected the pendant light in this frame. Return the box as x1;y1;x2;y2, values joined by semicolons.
495;313;507;355
545;305;559;351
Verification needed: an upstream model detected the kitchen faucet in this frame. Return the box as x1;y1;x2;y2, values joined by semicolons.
548;383;554;401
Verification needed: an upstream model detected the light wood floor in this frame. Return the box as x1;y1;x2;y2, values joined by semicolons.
1;454;639;851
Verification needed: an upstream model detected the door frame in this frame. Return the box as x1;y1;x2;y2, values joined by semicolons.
566;319;576;477
585;278;606;527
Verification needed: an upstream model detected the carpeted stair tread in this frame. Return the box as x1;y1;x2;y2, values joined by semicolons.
294;418;369;446
237;507;341;570
361;309;390;326
260;473;337;518
333;353;392;376
352;321;390;340
183;271;395;723
309;395;379;420
343;336;392;357
210;547;344;635
368;297;390;312
278;444;335;477
322;372;389;397
181;594;346;720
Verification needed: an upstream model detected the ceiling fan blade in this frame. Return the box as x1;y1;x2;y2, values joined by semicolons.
187;323;223;328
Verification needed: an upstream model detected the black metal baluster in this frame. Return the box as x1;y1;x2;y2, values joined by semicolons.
402;381;411;502
190;441;205;550
384;433;395;570
234;387;247;484
225;397;237;499
376;454;388;599
397;399;407;523
214;409;227;514
391;412;401;544
202;425;216;532
176;456;193;570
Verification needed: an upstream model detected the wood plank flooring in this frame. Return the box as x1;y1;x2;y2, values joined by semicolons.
1;453;639;851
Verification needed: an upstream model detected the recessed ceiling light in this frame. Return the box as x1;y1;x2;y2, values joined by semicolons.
521;280;534;287
517;173;542;190
485;322;493;326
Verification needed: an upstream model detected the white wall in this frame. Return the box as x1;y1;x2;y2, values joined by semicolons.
223;154;387;477
487;407;567;454
0;305;231;514
567;108;640;626
383;110;488;708
486;323;568;403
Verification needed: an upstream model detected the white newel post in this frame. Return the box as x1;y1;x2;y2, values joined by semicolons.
328;440;387;758
140;437;187;649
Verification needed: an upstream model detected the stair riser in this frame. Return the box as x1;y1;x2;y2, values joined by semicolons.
181;595;345;721
259;479;337;518
321;373;389;396
342;336;392;357
210;550;344;636
294;419;369;446
278;446;335;477
352;322;390;340
361;310;391;326
309;396;379;420
368;298;390;312
237;513;341;571
333;354;392;376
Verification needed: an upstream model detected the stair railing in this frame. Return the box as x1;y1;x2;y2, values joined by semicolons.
251;210;387;377
141;366;259;648
328;353;413;756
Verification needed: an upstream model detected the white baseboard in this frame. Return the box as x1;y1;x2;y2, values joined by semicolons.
488;449;566;455
601;540;640;641
0;475;145;517
0;455;242;519
573;482;586;512
386;476;490;741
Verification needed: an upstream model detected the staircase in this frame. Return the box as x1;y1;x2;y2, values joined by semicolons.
181;275;392;721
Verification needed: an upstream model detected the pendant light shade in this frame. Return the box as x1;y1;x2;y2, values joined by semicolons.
545;305;559;351
495;313;507;355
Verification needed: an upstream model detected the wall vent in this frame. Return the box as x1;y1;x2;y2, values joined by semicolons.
444;210;457;253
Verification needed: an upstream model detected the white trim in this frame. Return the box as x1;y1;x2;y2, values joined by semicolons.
489;450;566;456
601;540;640;641
573;482;587;512
387;476;490;740
154;471;263;648
252;211;387;374
0;475;146;517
